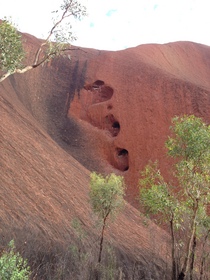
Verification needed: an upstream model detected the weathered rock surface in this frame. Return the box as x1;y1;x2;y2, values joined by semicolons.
69;41;210;204
1;30;210;277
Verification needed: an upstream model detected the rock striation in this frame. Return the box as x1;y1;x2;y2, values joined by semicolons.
1;30;210;277
69;41;210;204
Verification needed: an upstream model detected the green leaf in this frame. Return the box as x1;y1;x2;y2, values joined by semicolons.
89;172;125;220
0;18;25;73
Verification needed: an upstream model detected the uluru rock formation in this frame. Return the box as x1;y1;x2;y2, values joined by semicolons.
69;41;210;204
1;30;210;278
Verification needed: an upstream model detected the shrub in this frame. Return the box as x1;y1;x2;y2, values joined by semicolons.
0;240;31;280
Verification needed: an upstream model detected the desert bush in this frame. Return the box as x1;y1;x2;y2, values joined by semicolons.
0;240;31;280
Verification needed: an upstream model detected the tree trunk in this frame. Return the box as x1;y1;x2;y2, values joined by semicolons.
199;230;210;280
98;213;109;264
170;218;177;280
189;234;196;280
177;201;199;280
94;213;110;280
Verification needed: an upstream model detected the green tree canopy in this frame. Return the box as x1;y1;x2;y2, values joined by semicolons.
90;172;125;221
0;240;31;280
0;0;87;82
89;172;125;264
0;19;24;73
139;115;210;280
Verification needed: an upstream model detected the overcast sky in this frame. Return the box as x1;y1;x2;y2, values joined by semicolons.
0;0;209;50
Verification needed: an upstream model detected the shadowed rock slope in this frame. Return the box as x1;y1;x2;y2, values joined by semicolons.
1;83;170;277
0;32;210;278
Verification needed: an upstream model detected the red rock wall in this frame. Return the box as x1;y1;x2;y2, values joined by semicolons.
69;42;210;205
1;37;210;274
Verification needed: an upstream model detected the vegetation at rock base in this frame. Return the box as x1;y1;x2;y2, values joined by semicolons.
0;172;165;279
0;240;31;279
0;0;87;82
89;172;125;265
139;115;210;280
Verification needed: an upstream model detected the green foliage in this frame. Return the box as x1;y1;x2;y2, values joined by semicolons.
140;115;210;220
70;218;90;266
89;172;125;265
0;0;87;82
166;115;210;215
98;246;119;280
71;218;87;241
140;162;182;227
139;115;210;279
166;115;210;161
55;0;87;43
44;0;87;61
0;240;31;280
0;19;24;73
89;172;125;220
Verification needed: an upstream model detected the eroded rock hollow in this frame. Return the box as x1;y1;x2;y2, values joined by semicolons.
69;42;210;205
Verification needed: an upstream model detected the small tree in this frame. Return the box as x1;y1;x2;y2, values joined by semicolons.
89;172;125;264
167;115;210;280
0;240;31;280
0;0;87;82
139;115;210;280
140;162;183;280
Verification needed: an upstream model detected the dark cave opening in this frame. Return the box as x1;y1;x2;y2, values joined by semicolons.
117;149;128;156
104;114;120;137
112;121;120;137
93;80;105;87
112;121;120;129
115;148;129;171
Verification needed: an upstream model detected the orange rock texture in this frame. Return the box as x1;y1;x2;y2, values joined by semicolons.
69;42;210;205
1;30;210;277
0;33;171;278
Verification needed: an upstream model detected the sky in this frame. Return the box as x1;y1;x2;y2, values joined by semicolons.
0;0;209;51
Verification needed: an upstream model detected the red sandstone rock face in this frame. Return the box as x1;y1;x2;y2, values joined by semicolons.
1;33;210;276
2;34;210;206
69;42;210;204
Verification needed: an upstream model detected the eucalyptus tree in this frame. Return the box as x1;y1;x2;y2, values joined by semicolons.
89;172;125;264
140;162;183;280
139;115;210;280
0;0;87;82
